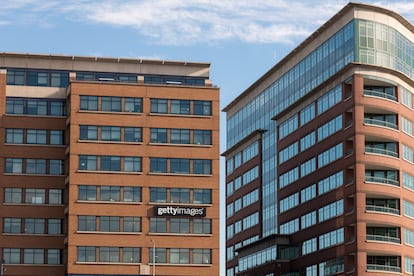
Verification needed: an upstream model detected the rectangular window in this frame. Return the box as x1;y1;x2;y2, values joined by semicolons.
317;85;342;114
150;218;167;233
402;116;413;136
25;189;45;204
401;86;413;109
171;128;190;144
102;96;121;112
49;159;64;175
171;100;190;114
123;217;141;232
48;219;62;234
170;248;190;264
24;218;45;234
6;128;23;144
79;185;97;201
28;71;48;86
27;129;47;143
150;248;166;263
123;187;141;202
194;101;212;115
47;249;61;264
318;143;343;168
300;103;315;126
193;219;211;234
301;184;316;203
150;158;167;173
100;186;120;201
100;216;120;232
124;157;142;172
124;127;142;142
150;99;168;113
101;126;121;141
5;158;23;173
80;96;98;111
150;188;167;203
4;188;22;203
193;189;211;204
26;159;46;174
79;125;98;140
170;158;190;174
49;189;63;204
279;114;298;140
123;247;140;263
100;156;121;171
170;218;190;233
3;218;21;233
193;159;212;174
100;247;120;262
150;128;168;143
317;115;343;141
193;249;211;264
24;248;44;264
4;248;21;264
78;216;96;231
7;70;25;85
170;188;190;203
124;97;142;112
50;130;64;145
27;99;47;115
78;246;96;262
6;98;24;114
79;155;97;170
193;130;212;145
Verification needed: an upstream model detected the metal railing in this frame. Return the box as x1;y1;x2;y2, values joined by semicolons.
365;176;399;186
366;264;401;273
365;146;398;158
364;89;397;102
364;118;398;129
366;234;400;244
366;205;400;215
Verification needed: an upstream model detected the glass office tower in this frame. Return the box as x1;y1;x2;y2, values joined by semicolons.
224;3;414;275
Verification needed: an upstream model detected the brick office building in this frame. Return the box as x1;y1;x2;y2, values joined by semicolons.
0;52;219;276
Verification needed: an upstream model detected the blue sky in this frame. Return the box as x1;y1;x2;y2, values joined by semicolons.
2;0;414;274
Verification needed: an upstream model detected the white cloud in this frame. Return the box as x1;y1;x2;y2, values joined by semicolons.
1;0;414;45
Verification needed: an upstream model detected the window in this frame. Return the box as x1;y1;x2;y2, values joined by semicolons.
150;158;167;173
301;184;316;203
49;189;63;204
300;131;316;152
101;126;121;141
123;217;141;232
79;185;97;201
100;216;120;232
50;130;64;145
100;156;121;171
193;159;212;174
3;248;20;264
150;128;168;143
25;189;45;204
124;127;142;142
193;219;211;234
48;219;62;234
124;97;142;112
317;115;342;141
27;99;47;115
78;246;96;262
123;248;140;263
317;85;342;114
6;129;23;144
150;248;166;263
28;71;48;86
79;155;97;170
170;248;190;264
150;218;167;233
300;103;315;125
170;218;190;233
170;159;190;174
49;160;64;175
171;129;190;144
100;186;120;201
78;216;96;231
318;143;343;168
194;101;212;115
171;100;190;114
5;158;23;173
100;247;119;262
194;189;211;204
3;218;21;233
170;188;190;203
7;70;25;85
150;188;167;203
26;159;46;174
24;218;45;234
401;86;413;109
47;249;61;264
279;114;298;140
4;188;22;203
80;125;98;140
24;248;44;264
80;96;98;111
151;99;168;113
194;130;212;145
193;249;211;264
6;98;24;114
319;228;344;249
123;187;141;202
102;96;121;112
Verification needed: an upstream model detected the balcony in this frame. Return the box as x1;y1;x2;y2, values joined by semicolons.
365;141;398;158
366;264;401;273
364;88;397;102
365;205;400;215
366;234;400;244
364;118;397;130
365;176;399;186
